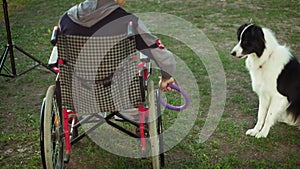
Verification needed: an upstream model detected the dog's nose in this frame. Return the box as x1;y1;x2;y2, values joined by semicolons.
231;51;236;56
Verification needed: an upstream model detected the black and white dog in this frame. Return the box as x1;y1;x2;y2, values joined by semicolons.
231;24;300;138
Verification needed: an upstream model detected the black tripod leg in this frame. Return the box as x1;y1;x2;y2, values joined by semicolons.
14;45;54;75
2;0;17;77
0;0;54;78
0;45;14;77
0;46;9;72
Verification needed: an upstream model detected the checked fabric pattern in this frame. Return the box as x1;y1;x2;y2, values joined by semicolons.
57;34;142;114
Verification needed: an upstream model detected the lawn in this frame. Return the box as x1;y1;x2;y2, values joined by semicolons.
0;0;299;169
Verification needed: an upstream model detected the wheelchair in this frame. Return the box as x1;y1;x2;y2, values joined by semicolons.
40;23;189;169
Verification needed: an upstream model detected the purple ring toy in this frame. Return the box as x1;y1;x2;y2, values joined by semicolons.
160;83;190;111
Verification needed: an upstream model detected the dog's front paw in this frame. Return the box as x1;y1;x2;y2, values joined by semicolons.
254;131;268;138
254;127;269;138
246;128;260;136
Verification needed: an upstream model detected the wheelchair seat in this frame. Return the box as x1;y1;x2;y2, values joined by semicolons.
57;34;143;114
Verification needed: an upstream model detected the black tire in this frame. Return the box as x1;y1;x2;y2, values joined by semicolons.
156;90;165;168
148;81;164;169
41;85;64;169
40;98;46;168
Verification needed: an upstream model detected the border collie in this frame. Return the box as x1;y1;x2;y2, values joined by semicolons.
231;23;300;138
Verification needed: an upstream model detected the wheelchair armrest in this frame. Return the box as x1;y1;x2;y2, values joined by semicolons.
50;26;59;46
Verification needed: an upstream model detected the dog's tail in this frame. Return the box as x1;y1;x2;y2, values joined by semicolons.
287;95;300;122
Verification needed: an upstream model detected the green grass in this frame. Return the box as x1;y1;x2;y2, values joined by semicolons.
0;0;299;169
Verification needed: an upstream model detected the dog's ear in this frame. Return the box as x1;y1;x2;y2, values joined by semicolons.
251;25;266;57
237;23;250;41
250;25;263;36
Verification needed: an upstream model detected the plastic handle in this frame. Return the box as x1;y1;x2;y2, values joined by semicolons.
51;26;59;46
160;84;190;111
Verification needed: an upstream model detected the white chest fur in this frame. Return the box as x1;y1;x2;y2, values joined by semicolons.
245;54;280;95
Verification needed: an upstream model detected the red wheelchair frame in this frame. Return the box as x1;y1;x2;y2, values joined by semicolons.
40;26;165;169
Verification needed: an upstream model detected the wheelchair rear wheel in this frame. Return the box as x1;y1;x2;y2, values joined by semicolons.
40;85;64;169
148;81;164;169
